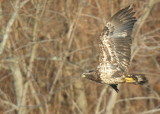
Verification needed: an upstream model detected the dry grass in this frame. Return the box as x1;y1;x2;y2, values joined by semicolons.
0;0;160;114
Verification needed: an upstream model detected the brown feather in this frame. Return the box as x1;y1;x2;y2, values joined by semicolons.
97;5;136;80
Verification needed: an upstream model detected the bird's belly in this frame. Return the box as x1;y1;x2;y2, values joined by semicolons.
100;73;124;84
97;63;125;84
98;66;124;84
97;63;116;75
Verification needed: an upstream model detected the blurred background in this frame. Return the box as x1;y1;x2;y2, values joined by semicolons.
0;0;160;114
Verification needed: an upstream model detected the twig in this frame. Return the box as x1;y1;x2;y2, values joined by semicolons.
0;0;29;55
48;1;84;101
116;97;160;104
138;108;160;114
106;89;118;114
72;100;83;114
95;86;108;114
131;0;159;60
20;1;48;114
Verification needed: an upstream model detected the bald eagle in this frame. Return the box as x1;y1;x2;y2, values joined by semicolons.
81;6;147;92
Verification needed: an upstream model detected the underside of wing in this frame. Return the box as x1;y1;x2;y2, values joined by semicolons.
98;6;136;76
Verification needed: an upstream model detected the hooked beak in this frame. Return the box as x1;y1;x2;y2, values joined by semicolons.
81;73;86;78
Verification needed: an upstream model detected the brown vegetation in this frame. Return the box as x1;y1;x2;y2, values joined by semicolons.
0;0;160;114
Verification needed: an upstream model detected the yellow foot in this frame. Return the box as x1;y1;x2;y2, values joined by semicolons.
125;78;136;83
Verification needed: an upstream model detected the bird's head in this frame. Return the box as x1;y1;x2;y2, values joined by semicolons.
81;72;92;78
81;71;102;83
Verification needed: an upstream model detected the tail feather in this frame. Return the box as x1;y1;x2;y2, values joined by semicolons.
125;74;148;84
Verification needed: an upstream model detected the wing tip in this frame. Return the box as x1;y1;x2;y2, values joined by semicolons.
110;4;136;20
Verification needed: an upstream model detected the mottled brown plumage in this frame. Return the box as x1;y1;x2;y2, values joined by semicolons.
81;5;148;92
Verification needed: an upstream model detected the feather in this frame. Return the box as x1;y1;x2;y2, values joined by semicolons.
97;5;136;79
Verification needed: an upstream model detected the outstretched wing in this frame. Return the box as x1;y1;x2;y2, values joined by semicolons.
97;6;136;76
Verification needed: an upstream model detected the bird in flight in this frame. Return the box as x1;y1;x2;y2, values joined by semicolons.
81;5;147;92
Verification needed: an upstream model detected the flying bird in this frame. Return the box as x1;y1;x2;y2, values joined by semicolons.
81;5;147;92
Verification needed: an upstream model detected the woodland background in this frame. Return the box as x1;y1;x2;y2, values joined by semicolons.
0;0;160;114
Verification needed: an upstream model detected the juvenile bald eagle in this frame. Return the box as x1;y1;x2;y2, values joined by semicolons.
81;6;147;92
